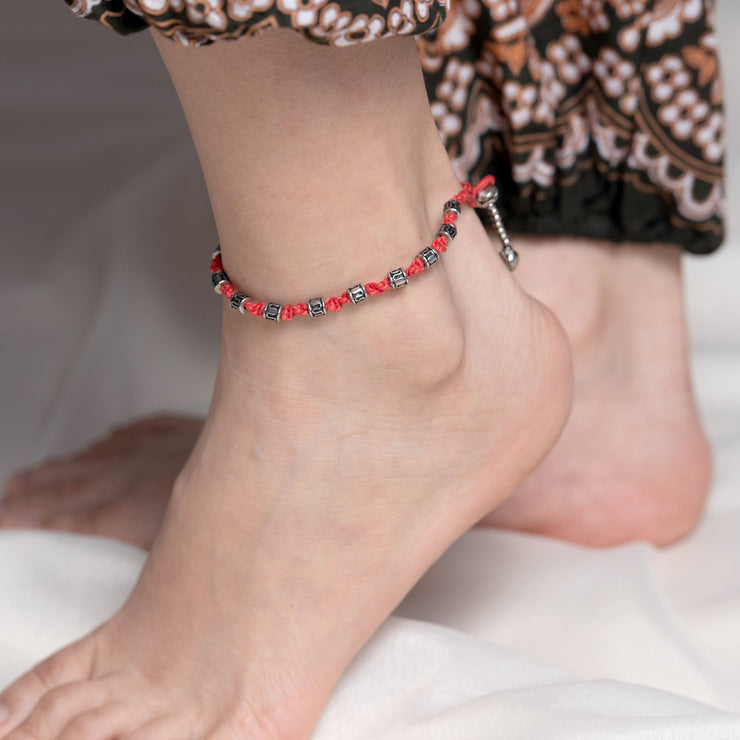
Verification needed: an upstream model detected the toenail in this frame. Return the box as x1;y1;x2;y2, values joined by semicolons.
0;703;9;724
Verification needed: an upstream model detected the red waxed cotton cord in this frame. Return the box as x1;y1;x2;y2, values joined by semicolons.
210;177;496;322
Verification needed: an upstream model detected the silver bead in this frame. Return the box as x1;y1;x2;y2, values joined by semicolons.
212;245;222;259
211;271;229;293
437;223;457;242
348;284;368;304
388;268;409;289
475;184;499;207
500;245;519;271
307;297;326;317
419;246;440;269
263;303;282;321
443;200;461;217
229;291;250;313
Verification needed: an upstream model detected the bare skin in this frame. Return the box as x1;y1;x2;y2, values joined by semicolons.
0;239;711;548
0;416;201;549
0;31;572;740
482;236;712;546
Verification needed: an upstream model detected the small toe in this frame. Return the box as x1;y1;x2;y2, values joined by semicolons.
57;702;140;740
5;680;111;740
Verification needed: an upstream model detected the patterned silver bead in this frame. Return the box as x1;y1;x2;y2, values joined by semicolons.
211;245;222;259
211;271;229;293
437;223;457;241
307;297;327;317
263;303;282;321
500;245;519;271
419;246;440;269
443;200;461;217
229;291;250;313
388;268;409;289
475;184;499;207
348;284;368;304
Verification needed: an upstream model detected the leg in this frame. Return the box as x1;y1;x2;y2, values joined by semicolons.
480;236;711;546
0;29;570;740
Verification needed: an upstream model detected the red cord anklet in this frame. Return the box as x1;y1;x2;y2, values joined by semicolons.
209;176;517;322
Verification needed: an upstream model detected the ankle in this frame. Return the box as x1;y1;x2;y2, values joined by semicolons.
213;172;500;394
217;244;468;398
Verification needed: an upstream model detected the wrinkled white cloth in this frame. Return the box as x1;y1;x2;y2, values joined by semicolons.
1;3;740;738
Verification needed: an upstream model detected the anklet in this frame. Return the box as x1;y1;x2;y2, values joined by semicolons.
209;176;518;322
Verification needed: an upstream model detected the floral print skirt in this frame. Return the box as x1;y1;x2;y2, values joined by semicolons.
67;0;724;252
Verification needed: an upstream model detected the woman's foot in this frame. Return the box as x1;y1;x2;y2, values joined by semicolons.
0;203;571;740
0;30;572;739
479;236;712;547
0;416;201;549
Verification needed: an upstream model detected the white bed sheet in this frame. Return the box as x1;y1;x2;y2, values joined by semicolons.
2;2;739;737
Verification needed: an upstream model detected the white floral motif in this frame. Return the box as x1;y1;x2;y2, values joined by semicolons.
593;47;636;98
608;0;646;19
533;60;566;126
588;98;630;166
556;0;608;35
387;0;435;30
428;0;479;61
546;34;591;85
513;145;556;188
68;0;106;17
437;59;475;111
413;0;437;23
387;0;418;35
331;13;386;45
629;131;724;223
694;111;724;163
645;0;702;47
645;55;690;104
228;0;274;22
556;112;589;170
312;2;353;40
430;101;463;138
619;76;640;116
277;0;327;28
658;89;710;140
484;0;517;22
502;81;538;129
618;0;703;52
138;0;227;29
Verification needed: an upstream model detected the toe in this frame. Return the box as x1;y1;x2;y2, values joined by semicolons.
2;465;97;510
0;638;97;736
4;681;111;740
36;499;156;548
57;702;140;740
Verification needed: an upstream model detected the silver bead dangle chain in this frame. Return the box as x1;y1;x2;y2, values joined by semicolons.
474;184;519;271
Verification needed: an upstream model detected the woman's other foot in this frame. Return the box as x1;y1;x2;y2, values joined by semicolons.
480;237;712;547
0;416;201;549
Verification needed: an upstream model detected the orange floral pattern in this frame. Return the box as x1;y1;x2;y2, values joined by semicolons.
418;0;724;251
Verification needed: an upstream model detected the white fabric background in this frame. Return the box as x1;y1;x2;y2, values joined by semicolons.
1;2;739;737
